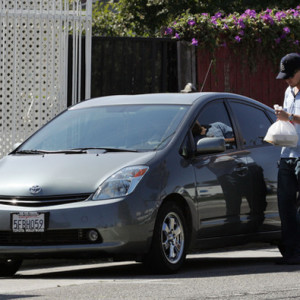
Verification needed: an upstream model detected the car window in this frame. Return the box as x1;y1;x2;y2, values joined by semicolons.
192;100;237;150
229;101;272;148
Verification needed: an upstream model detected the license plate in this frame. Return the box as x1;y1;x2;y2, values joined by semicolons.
11;212;45;232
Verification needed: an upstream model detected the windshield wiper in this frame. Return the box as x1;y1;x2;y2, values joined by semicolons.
15;149;87;154
71;147;138;153
15;150;48;155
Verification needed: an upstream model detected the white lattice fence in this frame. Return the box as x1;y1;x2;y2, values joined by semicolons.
0;0;92;158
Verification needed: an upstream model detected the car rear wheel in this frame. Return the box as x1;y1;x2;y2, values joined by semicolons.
144;202;187;274
0;258;22;277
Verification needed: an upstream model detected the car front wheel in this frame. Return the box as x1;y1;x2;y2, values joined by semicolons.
144;202;187;274
0;258;23;277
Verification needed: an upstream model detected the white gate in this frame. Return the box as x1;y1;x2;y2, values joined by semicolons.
0;0;92;158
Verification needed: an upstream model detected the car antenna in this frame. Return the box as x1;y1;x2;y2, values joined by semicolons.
200;59;213;92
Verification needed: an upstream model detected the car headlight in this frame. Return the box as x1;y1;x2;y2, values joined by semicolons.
92;165;149;200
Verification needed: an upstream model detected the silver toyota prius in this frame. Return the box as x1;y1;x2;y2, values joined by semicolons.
0;92;282;276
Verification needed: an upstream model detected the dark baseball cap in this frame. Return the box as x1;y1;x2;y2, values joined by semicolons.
276;53;300;79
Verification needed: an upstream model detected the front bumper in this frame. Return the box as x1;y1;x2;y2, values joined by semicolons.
0;197;155;259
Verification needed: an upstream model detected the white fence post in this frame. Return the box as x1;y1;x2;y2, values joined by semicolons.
0;0;92;158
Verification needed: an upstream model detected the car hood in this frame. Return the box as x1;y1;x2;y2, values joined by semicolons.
0;152;156;196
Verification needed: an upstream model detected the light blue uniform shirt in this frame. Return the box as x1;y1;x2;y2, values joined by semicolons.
281;86;300;158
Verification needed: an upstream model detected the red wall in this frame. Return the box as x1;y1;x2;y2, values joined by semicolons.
196;47;287;108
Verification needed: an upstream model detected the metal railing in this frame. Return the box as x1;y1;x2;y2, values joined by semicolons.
0;0;91;158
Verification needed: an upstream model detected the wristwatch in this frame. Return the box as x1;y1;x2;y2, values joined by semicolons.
289;114;294;121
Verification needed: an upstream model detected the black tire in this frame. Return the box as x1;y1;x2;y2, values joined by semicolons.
0;258;22;277
144;202;187;274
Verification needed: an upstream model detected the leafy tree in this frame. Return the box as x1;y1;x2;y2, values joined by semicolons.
165;7;300;68
92;0;300;37
195;0;300;15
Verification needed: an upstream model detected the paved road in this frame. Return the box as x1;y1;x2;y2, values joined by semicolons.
1;246;300;300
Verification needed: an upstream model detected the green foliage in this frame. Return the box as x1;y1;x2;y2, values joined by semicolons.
91;0;300;38
91;1;300;68
192;0;300;15
165;7;300;68
92;2;135;37
92;0;200;37
116;0;200;36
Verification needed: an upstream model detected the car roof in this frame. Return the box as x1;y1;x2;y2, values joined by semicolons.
69;92;271;111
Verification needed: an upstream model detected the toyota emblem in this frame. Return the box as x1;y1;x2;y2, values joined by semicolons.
29;185;42;194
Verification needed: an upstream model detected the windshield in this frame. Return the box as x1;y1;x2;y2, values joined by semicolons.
18;104;189;152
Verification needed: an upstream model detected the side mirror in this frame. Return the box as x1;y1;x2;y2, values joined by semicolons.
196;137;226;154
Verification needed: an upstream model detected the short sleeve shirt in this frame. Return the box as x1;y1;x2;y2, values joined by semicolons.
281;86;300;158
206;122;234;139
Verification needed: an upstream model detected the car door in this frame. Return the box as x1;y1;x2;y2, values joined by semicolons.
192;99;254;239
227;99;281;233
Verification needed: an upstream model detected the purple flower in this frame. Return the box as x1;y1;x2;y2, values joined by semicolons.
211;16;218;25
175;33;180;39
266;8;272;14
223;23;229;30
188;19;196;26
294;40;299;45
164;27;173;35
244;9;256;18
283;27;290;34
261;14;274;25
214;12;222;19
241;9;256;19
256;38;262;43
238;19;245;29
235;36;241;42
275;37;281;44
281;33;287;39
239;30;244;36
293;11;300;17
201;13;208;17
275;11;286;21
191;38;198;46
